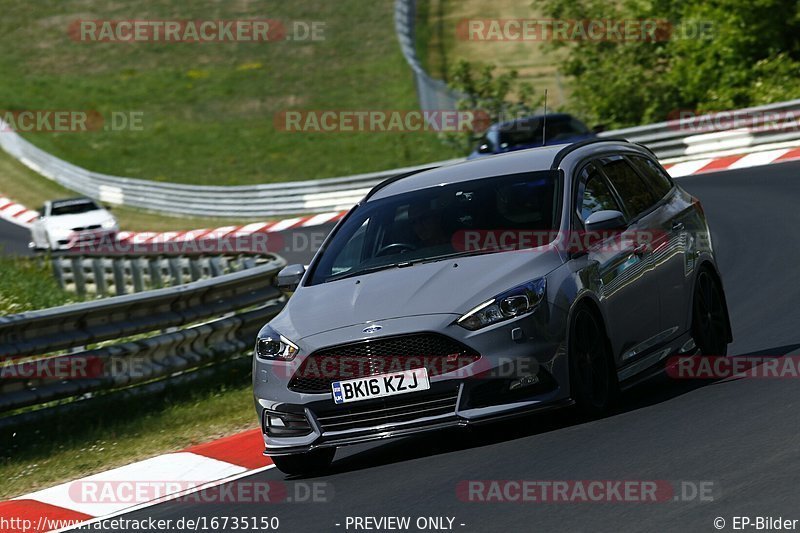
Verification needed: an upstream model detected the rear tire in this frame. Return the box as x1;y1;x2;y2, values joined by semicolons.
692;269;729;356
270;448;335;476
569;305;618;416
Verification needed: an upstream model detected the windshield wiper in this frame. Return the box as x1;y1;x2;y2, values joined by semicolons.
406;249;500;265
326;262;410;283
326;250;500;283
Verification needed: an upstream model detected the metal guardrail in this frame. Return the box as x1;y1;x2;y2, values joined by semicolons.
0;254;287;424
394;0;461;112
599;99;800;161
0;123;463;217
51;253;272;297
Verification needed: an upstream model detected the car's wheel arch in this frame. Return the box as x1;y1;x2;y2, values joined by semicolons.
565;291;616;366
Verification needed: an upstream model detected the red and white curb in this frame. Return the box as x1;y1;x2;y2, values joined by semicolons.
661;146;800;177
0;197;39;228
110;211;346;250
0;429;272;533
4;146;800;236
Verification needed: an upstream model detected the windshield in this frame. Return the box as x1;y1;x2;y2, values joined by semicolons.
308;170;561;285
50;199;100;216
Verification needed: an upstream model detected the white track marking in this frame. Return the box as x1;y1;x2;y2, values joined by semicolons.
666;158;713;177
728;149;790;169
20;452;246;517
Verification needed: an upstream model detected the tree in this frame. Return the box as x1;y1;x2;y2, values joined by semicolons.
539;0;800;127
443;60;541;154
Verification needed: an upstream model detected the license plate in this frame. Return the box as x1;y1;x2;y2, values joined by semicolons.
331;368;430;405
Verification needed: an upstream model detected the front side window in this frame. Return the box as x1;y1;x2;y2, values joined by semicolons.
578;164;623;222
308;170;562;285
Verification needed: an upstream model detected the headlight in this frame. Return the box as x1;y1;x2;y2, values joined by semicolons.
101;219;117;229
456;279;546;331
255;326;299;361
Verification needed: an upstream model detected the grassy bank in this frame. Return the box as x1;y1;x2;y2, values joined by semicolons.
0;364;258;500
0;0;458;186
0;255;75;315
0;150;267;231
417;0;570;109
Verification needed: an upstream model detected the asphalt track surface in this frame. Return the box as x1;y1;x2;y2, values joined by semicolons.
0;218;34;256
20;161;800;532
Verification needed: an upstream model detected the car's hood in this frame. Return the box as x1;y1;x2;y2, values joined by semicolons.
43;210;113;231
270;249;564;340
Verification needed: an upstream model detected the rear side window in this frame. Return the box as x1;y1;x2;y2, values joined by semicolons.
627;156;673;199
578;164;622;222
601;158;659;219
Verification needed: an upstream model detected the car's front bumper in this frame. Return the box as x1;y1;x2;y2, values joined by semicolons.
254;309;571;456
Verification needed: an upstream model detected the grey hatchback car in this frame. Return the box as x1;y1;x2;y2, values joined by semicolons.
254;139;732;475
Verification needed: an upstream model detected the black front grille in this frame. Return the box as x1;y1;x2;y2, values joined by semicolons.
71;224;102;232
315;389;459;433
288;333;480;393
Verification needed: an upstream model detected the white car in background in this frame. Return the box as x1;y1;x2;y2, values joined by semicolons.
30;197;119;251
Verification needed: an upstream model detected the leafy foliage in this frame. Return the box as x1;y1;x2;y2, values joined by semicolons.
540;0;800;127
444;59;541;153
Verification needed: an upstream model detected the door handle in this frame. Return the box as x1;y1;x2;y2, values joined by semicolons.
632;243;648;256
672;221;685;231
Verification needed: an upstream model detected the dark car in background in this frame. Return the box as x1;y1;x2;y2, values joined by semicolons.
469;113;597;159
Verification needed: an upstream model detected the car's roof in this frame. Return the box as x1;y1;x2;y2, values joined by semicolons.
368;145;565;201
368;139;648;201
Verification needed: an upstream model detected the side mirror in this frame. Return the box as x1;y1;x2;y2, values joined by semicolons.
478;143;492;154
584;210;626;232
277;264;306;291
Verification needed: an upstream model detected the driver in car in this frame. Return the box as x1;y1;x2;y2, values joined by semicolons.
408;201;451;249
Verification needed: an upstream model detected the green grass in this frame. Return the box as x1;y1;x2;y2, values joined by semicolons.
0;255;75;315
0;150;271;231
0;368;258;500
0;0;459;186
418;0;570;109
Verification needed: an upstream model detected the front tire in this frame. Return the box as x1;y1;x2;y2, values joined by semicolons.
569;305;618;416
270;448;335;476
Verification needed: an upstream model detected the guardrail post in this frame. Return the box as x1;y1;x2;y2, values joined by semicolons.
71;256;86;298
51;257;65;290
112;258;127;296
209;257;223;277
92;258;107;296
130;257;145;293
148;258;163;288
168;257;183;286
189;258;203;281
